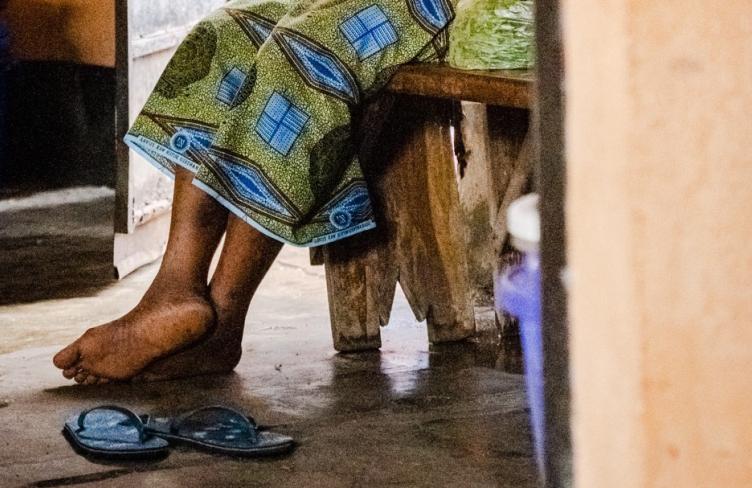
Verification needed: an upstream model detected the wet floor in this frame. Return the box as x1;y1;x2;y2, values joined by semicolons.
0;190;536;487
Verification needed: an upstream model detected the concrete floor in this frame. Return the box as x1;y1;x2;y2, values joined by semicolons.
0;190;536;487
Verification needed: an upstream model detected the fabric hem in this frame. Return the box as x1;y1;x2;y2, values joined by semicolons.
191;179;376;247
124;134;377;248
123;134;199;177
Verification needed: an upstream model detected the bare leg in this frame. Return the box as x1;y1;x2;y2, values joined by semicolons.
137;215;283;382
53;168;228;383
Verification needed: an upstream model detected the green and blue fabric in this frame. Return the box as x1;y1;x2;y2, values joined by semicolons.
125;0;456;246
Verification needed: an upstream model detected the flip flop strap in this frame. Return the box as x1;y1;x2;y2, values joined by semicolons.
170;405;258;442
77;405;148;443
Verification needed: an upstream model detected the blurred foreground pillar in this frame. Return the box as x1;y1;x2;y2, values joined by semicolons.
564;1;752;486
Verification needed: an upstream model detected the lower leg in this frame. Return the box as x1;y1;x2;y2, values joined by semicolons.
149;167;230;294
53;168;229;382
137;215;283;381
210;215;284;345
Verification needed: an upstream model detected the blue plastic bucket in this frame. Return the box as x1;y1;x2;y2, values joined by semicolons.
499;251;544;473
496;193;544;476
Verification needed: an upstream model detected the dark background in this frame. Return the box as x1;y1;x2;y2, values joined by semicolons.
0;60;116;195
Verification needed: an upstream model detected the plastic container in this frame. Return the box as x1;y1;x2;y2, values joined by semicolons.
496;193;544;475
449;0;535;70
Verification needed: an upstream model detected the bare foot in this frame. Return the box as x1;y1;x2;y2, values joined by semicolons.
134;327;242;382
129;214;282;382
133;304;244;382
53;290;215;382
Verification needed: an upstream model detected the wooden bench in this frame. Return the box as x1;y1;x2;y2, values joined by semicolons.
316;64;536;352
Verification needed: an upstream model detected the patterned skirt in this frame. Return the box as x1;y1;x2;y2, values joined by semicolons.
125;0;455;246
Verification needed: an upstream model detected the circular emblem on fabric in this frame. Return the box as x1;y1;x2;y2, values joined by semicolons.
170;132;192;153
330;210;352;230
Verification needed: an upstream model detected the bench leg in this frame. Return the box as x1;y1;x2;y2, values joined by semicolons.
323;95;475;351
323;237;387;353
403;97;476;343
457;103;531;306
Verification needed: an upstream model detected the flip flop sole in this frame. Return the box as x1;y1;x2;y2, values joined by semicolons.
62;425;170;461
152;431;295;458
143;406;295;458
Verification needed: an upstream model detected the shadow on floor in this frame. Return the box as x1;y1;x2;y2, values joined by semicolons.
32;336;534;487
0;189;537;486
0;195;116;305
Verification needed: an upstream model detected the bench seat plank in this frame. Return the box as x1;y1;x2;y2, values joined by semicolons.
386;64;534;108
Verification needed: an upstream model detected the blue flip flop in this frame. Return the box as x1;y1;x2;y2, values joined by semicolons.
144;405;295;457
63;405;170;460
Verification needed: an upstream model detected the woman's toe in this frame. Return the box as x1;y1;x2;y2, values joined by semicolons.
83;375;100;385
53;342;81;370
62;367;78;379
74;371;88;384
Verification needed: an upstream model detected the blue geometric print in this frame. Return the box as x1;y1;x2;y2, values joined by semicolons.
274;29;360;104
407;0;455;34
315;182;373;230
170;132;191;153
214;154;297;222
255;92;310;156
216;68;248;107
226;9;275;47
170;126;215;154
250;22;273;44
340;5;399;60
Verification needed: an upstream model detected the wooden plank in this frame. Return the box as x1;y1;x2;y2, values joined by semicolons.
324;95;476;351
321;96;397;351
536;0;570;484
4;0;116;67
386;64;534;108
491;110;536;257
457;102;497;305
458;103;531;304
323;236;389;353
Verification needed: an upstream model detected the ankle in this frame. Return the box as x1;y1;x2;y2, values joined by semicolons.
207;293;248;329
214;302;249;327
149;266;208;296
210;280;252;308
